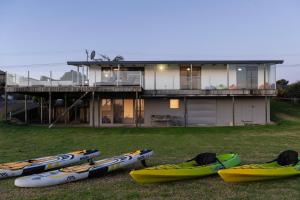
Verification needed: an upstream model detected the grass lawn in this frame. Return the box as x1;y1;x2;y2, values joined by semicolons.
0;100;300;200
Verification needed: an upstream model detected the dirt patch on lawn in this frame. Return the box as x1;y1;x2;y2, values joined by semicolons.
275;113;300;121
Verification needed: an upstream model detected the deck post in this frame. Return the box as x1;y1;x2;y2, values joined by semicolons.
40;97;43;124
154;65;156;90
92;91;95;127
27;70;30;86
97;95;100;127
82;66;84;86
184;97;187;127
116;64;120;86
190;64;193;89
227;64;229;89
50;71;52;86
263;64;266;89
77;66;80;85
64;93;67;126
24;94;28;124
4;88;7;121
48;92;52;124
232;96;235;126
138;96;142;127
135;91;138;128
265;96;268;124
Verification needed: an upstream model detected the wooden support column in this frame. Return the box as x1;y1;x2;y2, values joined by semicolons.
265;96;268;124
92;91;95;127
232;96;235;126
263;64;266;89
154;66;156;90
184;97;187;127
64;93;67;126
190;64;193;89
139;97;142;127
48;92;52;124
4;89;7;121
227;64;229;88
116;64;120;86
77;66;80;85
135;91;138;128
97;95;100;127
24;95;28;124
40;97;43;124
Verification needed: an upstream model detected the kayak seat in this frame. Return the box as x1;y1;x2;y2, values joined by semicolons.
275;150;299;166
190;153;217;166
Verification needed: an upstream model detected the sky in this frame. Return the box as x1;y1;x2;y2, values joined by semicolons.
0;0;300;82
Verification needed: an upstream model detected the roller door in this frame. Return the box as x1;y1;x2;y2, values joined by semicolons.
187;99;217;125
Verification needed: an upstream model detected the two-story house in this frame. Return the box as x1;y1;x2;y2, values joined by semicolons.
4;60;282;127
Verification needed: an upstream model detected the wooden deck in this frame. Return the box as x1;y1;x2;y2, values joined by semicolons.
5;85;143;93
142;89;277;97
5;86;276;97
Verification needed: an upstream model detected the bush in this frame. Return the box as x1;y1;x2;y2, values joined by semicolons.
284;81;300;98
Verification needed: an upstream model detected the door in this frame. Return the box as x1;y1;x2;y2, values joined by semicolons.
237;66;258;89
180;65;201;89
187;99;217;125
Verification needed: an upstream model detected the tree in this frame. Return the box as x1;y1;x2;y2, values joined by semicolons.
276;79;289;97
112;55;124;62
276;79;289;90
284;81;300;98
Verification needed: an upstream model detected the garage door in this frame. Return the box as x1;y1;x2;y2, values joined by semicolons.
187;99;217;125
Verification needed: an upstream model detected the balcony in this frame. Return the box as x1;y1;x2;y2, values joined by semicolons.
5;70;143;93
143;89;277;97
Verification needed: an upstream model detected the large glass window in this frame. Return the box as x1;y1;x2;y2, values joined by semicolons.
236;66;258;89
101;98;144;124
137;99;144;123
180;65;201;89
123;99;134;124
113;99;123;123
101;99;112;123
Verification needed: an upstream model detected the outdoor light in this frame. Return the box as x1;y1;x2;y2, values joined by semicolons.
237;68;243;71
157;64;166;71
186;68;191;71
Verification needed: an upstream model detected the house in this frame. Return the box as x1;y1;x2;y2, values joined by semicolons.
4;60;283;127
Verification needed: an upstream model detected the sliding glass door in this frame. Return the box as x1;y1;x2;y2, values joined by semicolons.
101;99;141;124
180;65;201;89
236;66;258;89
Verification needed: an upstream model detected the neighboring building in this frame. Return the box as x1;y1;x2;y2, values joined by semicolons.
0;70;5;87
4;60;282;127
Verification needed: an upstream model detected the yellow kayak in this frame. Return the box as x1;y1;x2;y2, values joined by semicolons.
130;153;240;183
218;150;300;183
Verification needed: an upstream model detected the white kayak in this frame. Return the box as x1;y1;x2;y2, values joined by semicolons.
15;149;153;187
0;149;100;179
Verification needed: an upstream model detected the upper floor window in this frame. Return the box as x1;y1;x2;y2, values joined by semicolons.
236;66;258;89
180;65;201;89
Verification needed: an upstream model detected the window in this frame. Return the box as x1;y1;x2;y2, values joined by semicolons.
236;66;258;89
180;65;201;89
101;99;112;123
170;99;180;109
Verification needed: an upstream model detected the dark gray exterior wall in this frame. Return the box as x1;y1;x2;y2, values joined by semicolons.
88;97;270;127
144;98;185;126
143;97;269;126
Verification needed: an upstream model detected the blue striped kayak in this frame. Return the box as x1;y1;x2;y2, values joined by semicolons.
0;149;100;179
15;149;153;187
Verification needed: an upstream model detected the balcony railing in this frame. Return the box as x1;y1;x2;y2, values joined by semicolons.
6;70;144;88
94;71;143;87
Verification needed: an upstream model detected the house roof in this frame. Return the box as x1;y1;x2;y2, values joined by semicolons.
67;60;284;67
0;70;6;75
